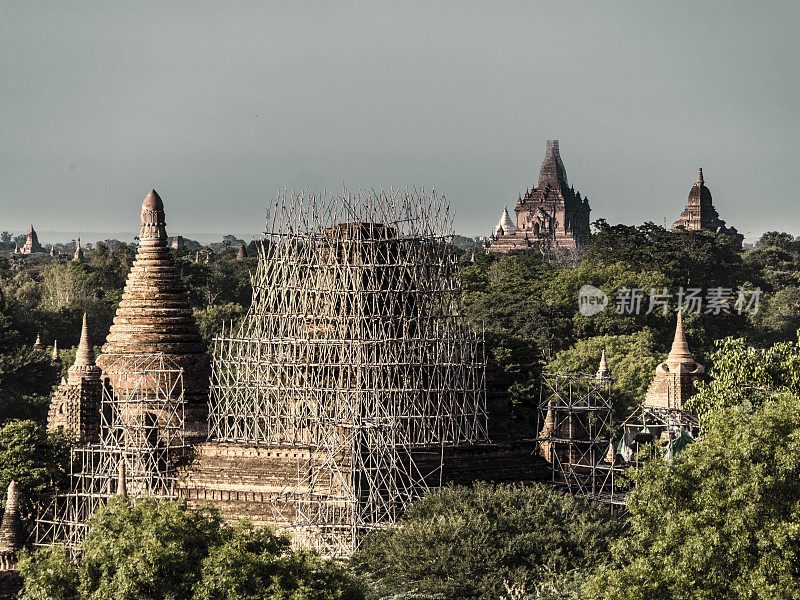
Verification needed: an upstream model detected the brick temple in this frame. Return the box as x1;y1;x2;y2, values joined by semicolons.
672;168;743;245
488;140;591;253
44;190;545;558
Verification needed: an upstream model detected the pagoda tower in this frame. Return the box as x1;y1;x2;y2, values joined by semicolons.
96;190;208;431
0;481;24;576
72;238;85;262
236;243;247;260
644;312;705;410
595;350;611;380
672;169;743;245
21;224;44;254
47;314;102;441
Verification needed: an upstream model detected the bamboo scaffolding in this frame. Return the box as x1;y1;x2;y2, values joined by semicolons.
209;188;488;556
34;353;186;553
537;374;624;508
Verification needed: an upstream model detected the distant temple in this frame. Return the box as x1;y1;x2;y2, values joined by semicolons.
72;238;85;262
488;140;591;253
672;169;743;244
21;224;44;254
644;312;705;410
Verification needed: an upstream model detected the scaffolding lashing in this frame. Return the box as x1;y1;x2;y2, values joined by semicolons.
537;373;623;507
209;188;489;556
34;353;186;552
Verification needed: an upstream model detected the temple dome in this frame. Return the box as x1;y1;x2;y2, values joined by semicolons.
142;189;164;211
687;168;713;205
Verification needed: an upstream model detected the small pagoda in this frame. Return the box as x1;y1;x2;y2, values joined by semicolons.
644;312;705;410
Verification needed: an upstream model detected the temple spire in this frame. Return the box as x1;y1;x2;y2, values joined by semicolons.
74;313;95;367
596;349;611;380
140;189;168;247
73;238;84;262
51;340;62;367
0;481;24;553
667;310;693;364
33;334;44;352
696;168;704;186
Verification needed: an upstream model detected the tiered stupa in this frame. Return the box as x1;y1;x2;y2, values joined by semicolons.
493;206;516;237
33;335;44;352
21;225;44;254
96;190;208;432
236;243;247;260
0;481;24;570
644;312;705;410
47;314;102;441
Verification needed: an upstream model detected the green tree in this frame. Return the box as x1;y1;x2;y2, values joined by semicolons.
0;420;70;519
351;482;622;600
20;498;363;600
688;335;800;417
587;395;800;600
193;302;246;347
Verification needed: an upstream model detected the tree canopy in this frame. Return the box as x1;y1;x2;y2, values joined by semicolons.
351;482;622;600
20;497;364;600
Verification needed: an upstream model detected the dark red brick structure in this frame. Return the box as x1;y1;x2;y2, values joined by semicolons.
672;168;743;245
488;140;591;253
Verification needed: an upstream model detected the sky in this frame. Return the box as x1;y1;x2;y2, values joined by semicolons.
1;1;798;242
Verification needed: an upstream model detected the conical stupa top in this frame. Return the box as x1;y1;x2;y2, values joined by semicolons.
596;349;611;379
74;313;95;367
140;189;168;247
667;311;693;362
237;244;247;260
51;340;59;361
538;139;568;190
0;480;24;553
696;168;704;186
33;334;44;351
493;206;515;237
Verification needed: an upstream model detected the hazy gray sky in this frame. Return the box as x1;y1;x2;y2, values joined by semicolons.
2;1;798;241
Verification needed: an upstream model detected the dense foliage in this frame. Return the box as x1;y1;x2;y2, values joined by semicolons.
586;395;800;600
0;420;70;520
352;483;622;600
20;497;363;600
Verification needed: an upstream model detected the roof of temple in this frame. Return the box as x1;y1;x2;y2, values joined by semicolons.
664;311;704;374
538;139;568;190
68;313;100;384
687;168;713;205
